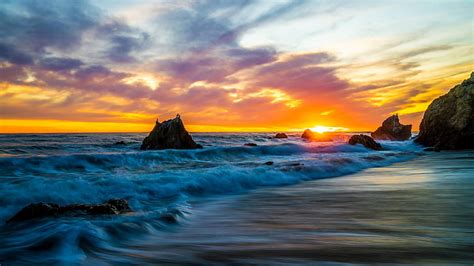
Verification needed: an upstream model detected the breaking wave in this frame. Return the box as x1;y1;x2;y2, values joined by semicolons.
0;133;423;264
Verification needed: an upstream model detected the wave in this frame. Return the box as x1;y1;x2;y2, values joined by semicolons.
0;141;422;222
0;138;424;264
0;142;412;174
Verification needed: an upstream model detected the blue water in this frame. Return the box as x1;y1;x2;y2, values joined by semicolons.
2;133;471;264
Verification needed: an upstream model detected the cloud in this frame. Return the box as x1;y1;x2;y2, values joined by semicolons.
156;46;277;84
0;43;34;65
252;52;349;96
0;0;100;53
39;57;84;71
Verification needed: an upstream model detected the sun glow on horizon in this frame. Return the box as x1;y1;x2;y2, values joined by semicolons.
310;125;349;134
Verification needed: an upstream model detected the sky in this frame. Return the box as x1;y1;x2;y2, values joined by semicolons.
0;0;473;133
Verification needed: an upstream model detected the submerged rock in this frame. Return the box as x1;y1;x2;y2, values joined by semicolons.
348;134;382;150
371;114;412;141
264;161;274;165
416;72;474;150
7;199;131;223
274;133;288;138
244;143;258;147
114;141;127;145
140;114;202;150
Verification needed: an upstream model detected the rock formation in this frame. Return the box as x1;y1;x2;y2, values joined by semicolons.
274;133;288;138
7;199;131;223
371;114;412;140
140;114;202;150
301;129;315;140
244;143;258;146
416;72;474;150
301;129;333;142
348;134;383;150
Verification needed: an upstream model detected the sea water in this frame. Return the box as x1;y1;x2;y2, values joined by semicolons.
1;133;472;264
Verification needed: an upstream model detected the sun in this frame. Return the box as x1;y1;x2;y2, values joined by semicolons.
310;125;349;134
311;126;329;134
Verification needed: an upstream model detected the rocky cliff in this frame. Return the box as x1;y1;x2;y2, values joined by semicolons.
415;72;474;150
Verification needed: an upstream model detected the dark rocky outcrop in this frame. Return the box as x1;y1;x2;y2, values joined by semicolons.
371;114;412;141
274;133;288;138
7;199;131;223
301;129;316;140
301;129;332;142
416;73;474;150
264;161;274;165
140;114;202;150
244;143;258;147
348;134;382;150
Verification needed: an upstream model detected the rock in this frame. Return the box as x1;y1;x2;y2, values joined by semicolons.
7;199;131;223
274;133;288;138
264;161;274;165
244;143;258;146
114;141;126;145
348;134;383;150
301;129;316;140
140;114;202;150
288;162;303;166
416;72;474;150
371;114;412;140
6;203;60;223
301;129;332;142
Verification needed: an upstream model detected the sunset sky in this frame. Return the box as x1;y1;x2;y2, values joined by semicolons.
0;0;473;133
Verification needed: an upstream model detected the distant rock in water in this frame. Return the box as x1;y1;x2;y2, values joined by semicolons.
114;141;127;145
274;133;288;138
140;114;202;150
348;134;382;150
7;199;131;223
244;143;258;147
371;114;412;141
301;129;332;142
416;72;474;150
301;129;315;140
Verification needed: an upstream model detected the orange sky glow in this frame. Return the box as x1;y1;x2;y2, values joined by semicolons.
0;1;473;133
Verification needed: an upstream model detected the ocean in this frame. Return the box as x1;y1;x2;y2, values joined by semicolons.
0;133;473;264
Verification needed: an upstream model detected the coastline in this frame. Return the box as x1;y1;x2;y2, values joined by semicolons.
1;133;472;264
121;151;474;264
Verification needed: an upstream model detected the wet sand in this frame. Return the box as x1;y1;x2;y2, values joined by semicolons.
113;151;474;264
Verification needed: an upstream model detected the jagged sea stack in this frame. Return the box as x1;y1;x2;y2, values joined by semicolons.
140;114;202;150
371;114;412;141
416;72;474;150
